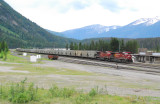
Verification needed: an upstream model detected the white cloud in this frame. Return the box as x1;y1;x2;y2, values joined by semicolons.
4;0;160;32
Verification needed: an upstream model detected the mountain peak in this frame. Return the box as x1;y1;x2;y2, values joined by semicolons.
129;16;160;26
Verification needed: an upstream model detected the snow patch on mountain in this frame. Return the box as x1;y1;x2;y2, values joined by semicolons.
130;16;160;26
82;24;119;33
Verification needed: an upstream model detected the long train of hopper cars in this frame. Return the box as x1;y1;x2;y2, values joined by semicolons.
16;49;133;63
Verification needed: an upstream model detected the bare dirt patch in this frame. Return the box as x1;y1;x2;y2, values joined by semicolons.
0;66;29;73
31;60;160;97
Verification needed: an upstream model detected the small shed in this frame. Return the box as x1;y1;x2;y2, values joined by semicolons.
30;56;37;62
23;53;27;56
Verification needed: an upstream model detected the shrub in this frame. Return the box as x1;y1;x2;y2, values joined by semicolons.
89;88;97;97
2;78;39;103
49;85;75;98
75;94;91;104
12;92;30;103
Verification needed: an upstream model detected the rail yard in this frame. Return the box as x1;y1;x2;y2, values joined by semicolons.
0;49;160;103
16;48;160;75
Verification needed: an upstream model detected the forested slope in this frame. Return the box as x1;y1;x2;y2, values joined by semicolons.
81;37;160;50
0;0;77;48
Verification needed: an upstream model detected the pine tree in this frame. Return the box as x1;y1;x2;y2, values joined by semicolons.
0;41;9;60
110;38;119;52
120;39;125;52
74;43;78;50
125;40;139;53
70;42;74;50
66;43;69;50
156;45;160;52
90;40;95;50
0;42;1;53
79;42;82;50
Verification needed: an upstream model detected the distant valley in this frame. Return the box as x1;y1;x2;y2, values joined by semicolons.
1;0;160;50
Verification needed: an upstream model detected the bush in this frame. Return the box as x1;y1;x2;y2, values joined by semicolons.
89;88;97;97
75;94;91;104
1;78;39;103
12;92;30;103
49;85;75;98
0;51;3;58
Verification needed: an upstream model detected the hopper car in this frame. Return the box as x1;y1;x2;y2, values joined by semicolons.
16;48;133;63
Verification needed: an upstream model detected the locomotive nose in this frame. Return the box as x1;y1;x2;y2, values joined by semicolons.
127;55;132;59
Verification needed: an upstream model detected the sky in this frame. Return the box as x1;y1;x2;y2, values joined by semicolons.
4;0;160;32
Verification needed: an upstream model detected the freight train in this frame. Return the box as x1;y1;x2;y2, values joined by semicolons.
16;48;133;63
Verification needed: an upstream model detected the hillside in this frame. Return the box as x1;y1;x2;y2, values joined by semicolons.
59;17;160;40
0;0;77;48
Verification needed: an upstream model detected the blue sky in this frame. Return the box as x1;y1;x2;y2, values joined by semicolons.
4;0;160;32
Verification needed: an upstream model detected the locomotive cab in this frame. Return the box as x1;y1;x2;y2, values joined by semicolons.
121;52;133;62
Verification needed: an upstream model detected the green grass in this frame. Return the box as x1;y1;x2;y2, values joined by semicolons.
5;54;29;63
0;52;43;64
0;80;160;104
0;61;95;76
12;64;95;75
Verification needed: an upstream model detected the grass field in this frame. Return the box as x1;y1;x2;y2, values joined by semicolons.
0;79;160;104
0;53;160;104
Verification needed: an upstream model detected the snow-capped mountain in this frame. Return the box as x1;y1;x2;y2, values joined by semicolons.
82;24;118;33
56;17;160;40
61;24;120;40
129;16;160;26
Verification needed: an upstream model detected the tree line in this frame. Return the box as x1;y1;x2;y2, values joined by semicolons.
0;41;9;60
67;38;139;53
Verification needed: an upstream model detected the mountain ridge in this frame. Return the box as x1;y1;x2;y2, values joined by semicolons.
58;17;160;40
61;24;120;40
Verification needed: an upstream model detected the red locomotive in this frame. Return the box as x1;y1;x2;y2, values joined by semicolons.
111;52;132;62
96;51;132;63
48;54;58;60
95;51;112;61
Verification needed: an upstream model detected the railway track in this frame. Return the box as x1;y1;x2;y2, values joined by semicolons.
15;50;160;75
58;56;160;75
121;62;160;70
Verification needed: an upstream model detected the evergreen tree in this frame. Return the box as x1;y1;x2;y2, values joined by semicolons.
90;40;95;50
74;43;78;50
126;40;139;53
0;42;1;53
156;45;160;52
104;41;109;51
70;42;74;50
79;42;82;50
65;43;69;50
110;38;119;52
0;41;9;60
120;39;125;52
